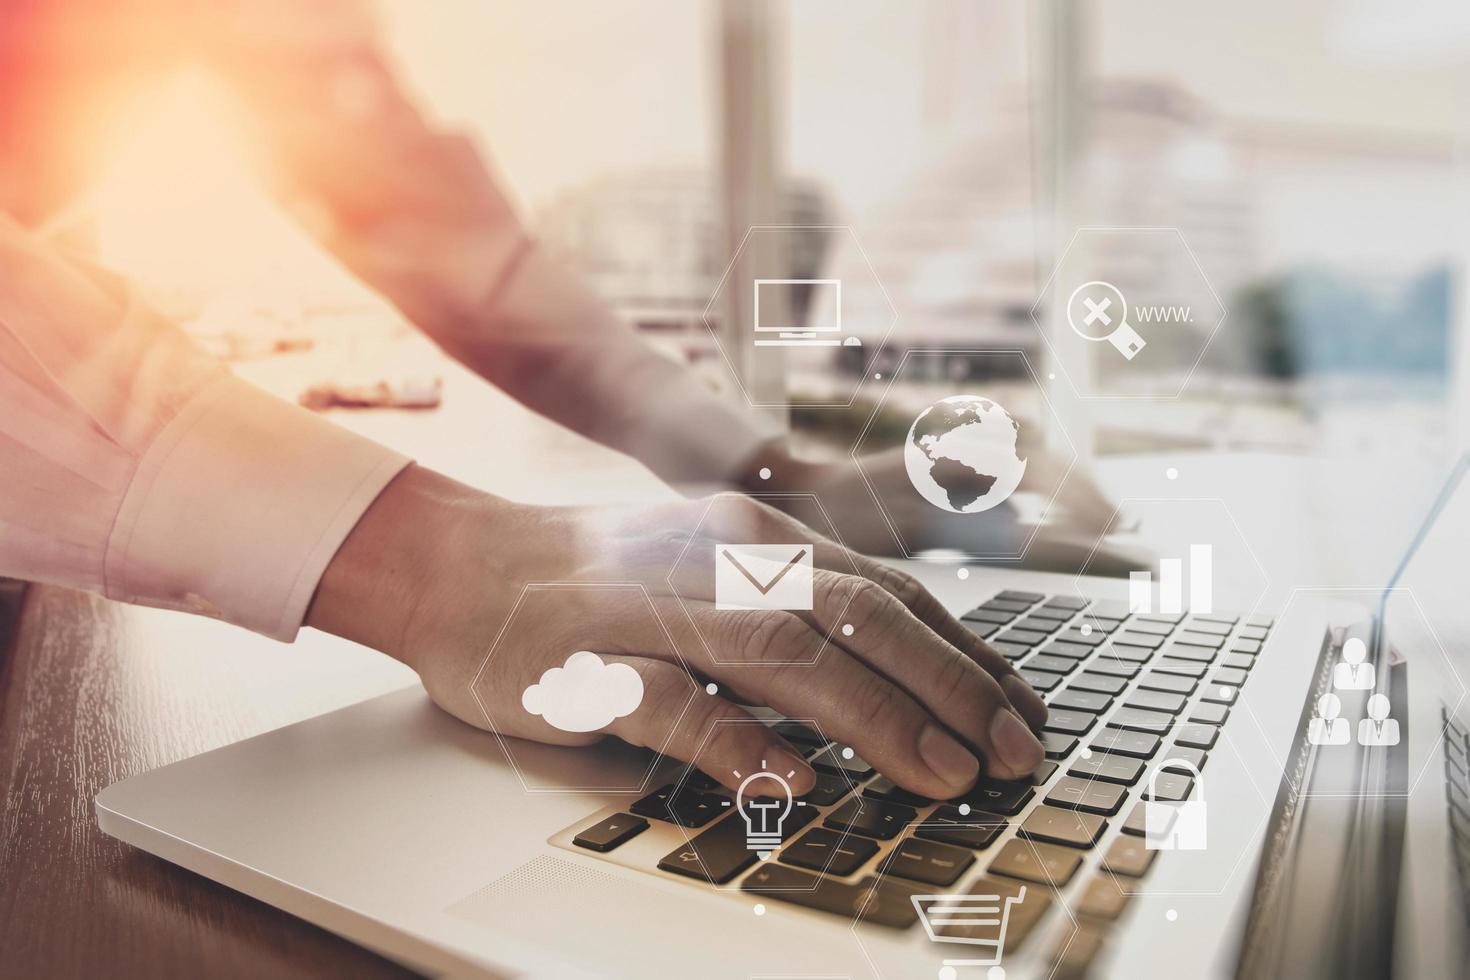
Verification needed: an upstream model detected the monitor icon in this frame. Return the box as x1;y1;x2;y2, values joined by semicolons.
753;278;841;347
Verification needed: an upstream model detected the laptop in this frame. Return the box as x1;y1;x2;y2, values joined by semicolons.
95;456;1470;978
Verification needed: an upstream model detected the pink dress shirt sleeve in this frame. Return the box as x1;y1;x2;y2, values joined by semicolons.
0;216;410;640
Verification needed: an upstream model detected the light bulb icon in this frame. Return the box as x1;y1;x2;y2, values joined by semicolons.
732;760;797;857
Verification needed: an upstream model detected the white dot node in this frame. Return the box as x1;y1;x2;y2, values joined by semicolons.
758;467;772;481
874;372;883;380
753;903;767;916
1219;686;1231;699
1166;908;1178;922
841;746;855;760
1080;747;1092;759
957;568;970;580
1048;372;1056;380
1080;624;1093;637
1166;467;1179;480
705;683;718;695
842;624;855;637
958;803;972;816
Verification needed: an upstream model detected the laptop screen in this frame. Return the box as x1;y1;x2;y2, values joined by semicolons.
1379;452;1470;728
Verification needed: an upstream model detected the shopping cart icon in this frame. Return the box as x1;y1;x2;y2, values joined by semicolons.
912;886;1026;977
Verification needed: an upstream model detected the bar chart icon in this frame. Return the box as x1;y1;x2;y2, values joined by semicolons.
1130;544;1213;615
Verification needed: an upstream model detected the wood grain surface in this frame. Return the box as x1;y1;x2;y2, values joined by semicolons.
0;583;420;979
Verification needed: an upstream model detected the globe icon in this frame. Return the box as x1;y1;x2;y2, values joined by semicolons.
903;395;1027;513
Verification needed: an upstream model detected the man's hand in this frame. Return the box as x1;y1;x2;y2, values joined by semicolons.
309;465;1047;800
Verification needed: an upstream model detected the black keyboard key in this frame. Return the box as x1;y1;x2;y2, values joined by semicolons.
1107;707;1173;734
946;877;1055;955
1124;689;1187;714
1056;628;1106;646
812;746;876;780
878;838;975;886
989;839;1083;885
573;813;649;852
1100;835;1157;877
1088;659;1140;678
1018;805;1107;848
1193;612;1238;625
1030;760;1059;785
1040;641;1094;660
1042;731;1078;759
772;721;826;747
1165;643;1217;664
798;771;853;806
1220;652;1255;671
1113;631;1165;650
1176;631;1225;649
631;785;727;827
1174;723;1219;750
1162;748;1207;773
954;777;1036;816
1068;752;1145;785
995;629;1050;647
1103;645;1155;666
1182;619;1232;636
1090;728;1161;759
1019;668;1063;692
1246;614;1275;628
1014;617;1064;634
981;599;1033;614
658;816;760;883
1138;671;1196;695
1026;605;1074;622
1027;654;1081;676
1142;770;1194;802
1076;875;1130;920
1136;611;1184;624
1051;689;1113;714
1089;600;1134;619
825;798;916;840
1238;625;1269;640
781;827;879;876
966;621;998;639
964;607;1019;625
863;776;932;808
1189;701;1230;725
1071;672;1127;695
1213;666;1249;687
742;864;918;928
1154;658;1209;678
1122;802;1166;837
1126;619;1175;636
1045;776;1127;816
993;641;1032;661
1043;708;1097;736
1043;595;1091;611
917;819;1005;850
996;590;1046;604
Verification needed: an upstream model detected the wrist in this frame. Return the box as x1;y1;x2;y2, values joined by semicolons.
305;463;496;671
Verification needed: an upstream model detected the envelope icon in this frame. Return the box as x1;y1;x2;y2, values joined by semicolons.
715;544;814;610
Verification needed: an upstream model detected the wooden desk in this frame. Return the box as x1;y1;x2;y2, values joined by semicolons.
0;583;419;978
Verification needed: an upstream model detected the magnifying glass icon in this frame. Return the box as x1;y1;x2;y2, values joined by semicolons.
1066;280;1147;360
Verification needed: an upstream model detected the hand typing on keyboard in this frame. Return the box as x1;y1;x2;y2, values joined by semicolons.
308;466;1048;799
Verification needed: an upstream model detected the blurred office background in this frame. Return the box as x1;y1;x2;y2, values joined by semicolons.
87;0;1470;573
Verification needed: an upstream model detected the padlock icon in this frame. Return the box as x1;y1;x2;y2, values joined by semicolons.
1144;759;1206;851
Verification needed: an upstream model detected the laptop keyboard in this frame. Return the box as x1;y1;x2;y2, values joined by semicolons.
559;589;1274;975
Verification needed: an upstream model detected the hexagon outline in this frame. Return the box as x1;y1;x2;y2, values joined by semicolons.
701;224;899;410
467;581;696;796
667;715;863;892
1087;716;1273;899
1234;585;1466;802
849;826;1079;980
1029;226;1229;401
846;347;1080;562
666;491;861;666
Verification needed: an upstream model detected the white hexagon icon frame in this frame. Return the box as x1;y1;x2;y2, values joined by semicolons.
849;828;1079;980
469;582;696;795
666;716;863;892
703;225;898;410
1030;227;1228;400
849;349;1079;562
666;492;860;666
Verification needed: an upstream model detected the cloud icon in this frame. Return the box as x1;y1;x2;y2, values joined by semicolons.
521;651;645;733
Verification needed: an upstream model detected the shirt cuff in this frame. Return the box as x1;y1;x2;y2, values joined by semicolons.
104;372;411;641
